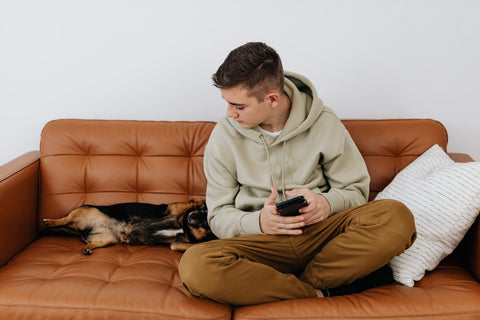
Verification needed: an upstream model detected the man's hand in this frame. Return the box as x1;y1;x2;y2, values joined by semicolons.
285;188;331;226
259;188;306;235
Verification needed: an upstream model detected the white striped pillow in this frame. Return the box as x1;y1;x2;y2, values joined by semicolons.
375;144;480;287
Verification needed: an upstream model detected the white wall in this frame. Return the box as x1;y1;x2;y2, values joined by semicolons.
1;0;479;165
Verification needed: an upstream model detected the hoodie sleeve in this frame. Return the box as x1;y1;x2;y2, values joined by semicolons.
203;127;264;239
320;128;370;214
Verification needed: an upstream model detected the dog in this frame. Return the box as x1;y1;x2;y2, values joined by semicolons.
42;201;217;255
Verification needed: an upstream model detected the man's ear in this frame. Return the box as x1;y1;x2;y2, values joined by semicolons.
265;90;281;107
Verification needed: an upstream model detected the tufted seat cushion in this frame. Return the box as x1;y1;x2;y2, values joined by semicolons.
2;238;479;319
234;259;480;320
0;237;232;320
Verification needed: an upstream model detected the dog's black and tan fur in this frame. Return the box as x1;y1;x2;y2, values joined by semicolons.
43;201;216;255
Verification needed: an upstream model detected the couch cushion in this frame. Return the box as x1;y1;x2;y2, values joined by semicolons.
0;237;231;320
233;260;480;320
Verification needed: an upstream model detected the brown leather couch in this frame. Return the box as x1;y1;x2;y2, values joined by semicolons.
0;119;479;319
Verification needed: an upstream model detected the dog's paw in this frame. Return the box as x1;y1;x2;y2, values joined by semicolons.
170;242;192;252
82;247;93;255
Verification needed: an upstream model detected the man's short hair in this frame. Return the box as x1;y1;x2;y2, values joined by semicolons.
212;42;284;102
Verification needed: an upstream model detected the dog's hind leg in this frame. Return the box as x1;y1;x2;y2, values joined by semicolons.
43;207;97;228
43;215;74;228
82;233;119;255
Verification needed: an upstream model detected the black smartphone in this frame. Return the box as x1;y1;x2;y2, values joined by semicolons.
276;196;308;216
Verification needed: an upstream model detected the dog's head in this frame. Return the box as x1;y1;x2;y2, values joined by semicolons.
183;201;217;243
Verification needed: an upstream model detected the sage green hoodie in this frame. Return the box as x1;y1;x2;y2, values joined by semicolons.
204;71;370;239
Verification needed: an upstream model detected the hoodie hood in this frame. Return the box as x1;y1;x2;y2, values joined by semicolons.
226;71;325;145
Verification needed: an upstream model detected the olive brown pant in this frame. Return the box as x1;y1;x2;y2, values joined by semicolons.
178;199;416;306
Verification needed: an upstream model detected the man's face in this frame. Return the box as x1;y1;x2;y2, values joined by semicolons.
221;86;270;129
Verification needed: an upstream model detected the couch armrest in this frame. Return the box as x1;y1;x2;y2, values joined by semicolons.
449;152;480;281
0;151;40;267
448;153;475;163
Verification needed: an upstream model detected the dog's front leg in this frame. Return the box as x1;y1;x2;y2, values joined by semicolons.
170;242;193;252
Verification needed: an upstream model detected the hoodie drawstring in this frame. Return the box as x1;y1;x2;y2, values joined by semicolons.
260;136;287;202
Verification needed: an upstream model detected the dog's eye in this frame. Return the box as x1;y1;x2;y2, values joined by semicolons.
187;212;196;225
187;209;209;229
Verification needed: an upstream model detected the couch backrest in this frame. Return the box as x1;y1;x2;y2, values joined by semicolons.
38;119;448;223
39;120;215;222
342;119;448;199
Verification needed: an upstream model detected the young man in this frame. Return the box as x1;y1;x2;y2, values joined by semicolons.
178;42;416;305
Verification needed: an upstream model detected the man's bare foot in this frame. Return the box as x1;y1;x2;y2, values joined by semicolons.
299;274;324;298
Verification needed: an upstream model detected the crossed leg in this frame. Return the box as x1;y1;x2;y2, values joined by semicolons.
179;200;416;305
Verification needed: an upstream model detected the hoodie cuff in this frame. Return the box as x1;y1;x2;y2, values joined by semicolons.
322;190;345;215
240;211;263;236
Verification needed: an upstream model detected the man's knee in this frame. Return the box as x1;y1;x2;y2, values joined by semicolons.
374;199;417;252
179;241;233;301
178;243;214;296
382;199;415;236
